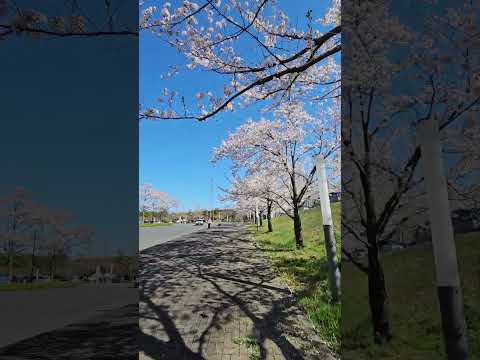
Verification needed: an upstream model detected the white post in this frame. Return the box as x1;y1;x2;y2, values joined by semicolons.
418;118;468;360
255;200;259;231
314;155;341;303
95;265;100;286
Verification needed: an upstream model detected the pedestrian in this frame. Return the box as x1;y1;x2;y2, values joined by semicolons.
208;217;212;229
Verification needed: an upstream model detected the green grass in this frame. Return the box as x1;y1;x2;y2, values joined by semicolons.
342;232;480;359
0;280;81;291
233;336;261;360
250;204;341;354
139;222;172;228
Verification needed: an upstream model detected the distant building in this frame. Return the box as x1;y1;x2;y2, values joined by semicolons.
302;191;341;209
329;192;341;202
379;208;480;253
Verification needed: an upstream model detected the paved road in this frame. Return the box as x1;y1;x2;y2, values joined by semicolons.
139;224;336;360
0;303;138;359
0;283;137;349
139;223;205;251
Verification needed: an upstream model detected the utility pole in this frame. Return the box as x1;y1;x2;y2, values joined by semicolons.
314;155;341;303
418;118;468;360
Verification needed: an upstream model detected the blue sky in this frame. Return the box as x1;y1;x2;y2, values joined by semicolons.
140;0;332;212
1;0;138;256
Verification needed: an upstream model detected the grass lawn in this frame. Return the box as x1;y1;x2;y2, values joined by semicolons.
0;280;81;291
342;232;480;359
139;222;172;228
250;204;341;354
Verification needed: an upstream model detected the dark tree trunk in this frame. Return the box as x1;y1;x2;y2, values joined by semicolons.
50;249;56;280
368;243;391;344
8;246;13;283
289;168;304;248
259;214;263;227
267;200;273;232
30;232;37;281
293;205;304;249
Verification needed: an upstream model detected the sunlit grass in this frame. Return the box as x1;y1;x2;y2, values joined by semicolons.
342;232;480;359
250;204;341;353
0;280;81;291
139;222;172;228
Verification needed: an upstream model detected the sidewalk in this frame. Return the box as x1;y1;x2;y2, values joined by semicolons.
139;224;336;360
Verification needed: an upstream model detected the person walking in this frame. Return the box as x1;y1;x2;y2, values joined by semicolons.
207;217;212;229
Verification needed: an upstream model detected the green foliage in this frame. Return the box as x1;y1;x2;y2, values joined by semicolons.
342;232;480;359
171;208;238;221
139;210;172;223
139;222;172;228
250;204;341;354
0;280;80;291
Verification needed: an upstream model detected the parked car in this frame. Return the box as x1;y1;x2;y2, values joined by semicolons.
195;219;204;226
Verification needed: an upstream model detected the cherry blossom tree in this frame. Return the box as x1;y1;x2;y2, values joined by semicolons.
139;183;154;223
213;100;339;248
0;187;97;281
150;188;179;221
342;0;480;344
0;187;34;282
139;183;178;222
0;0;137;39
219;170;282;232
225;195;263;223
139;0;340;122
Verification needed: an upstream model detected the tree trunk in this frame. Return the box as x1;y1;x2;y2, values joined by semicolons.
267;200;273;232
259;214;263;227
8;247;13;284
293;206;304;249
30;232;37;281
50;249;56;280
368;244;391;344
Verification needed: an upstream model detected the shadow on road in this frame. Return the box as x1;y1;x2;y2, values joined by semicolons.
0;303;139;359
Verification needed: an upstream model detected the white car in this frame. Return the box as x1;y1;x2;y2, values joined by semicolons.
195;219;204;226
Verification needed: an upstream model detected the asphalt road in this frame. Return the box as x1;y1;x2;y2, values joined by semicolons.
0;303;138;359
139;223;205;251
0;283;137;349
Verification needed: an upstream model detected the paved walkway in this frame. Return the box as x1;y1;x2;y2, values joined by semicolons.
139;224;336;360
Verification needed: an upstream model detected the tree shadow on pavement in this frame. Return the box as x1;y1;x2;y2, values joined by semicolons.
139;224;335;360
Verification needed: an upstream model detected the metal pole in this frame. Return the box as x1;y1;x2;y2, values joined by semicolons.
315;156;341;303
418;118;468;360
